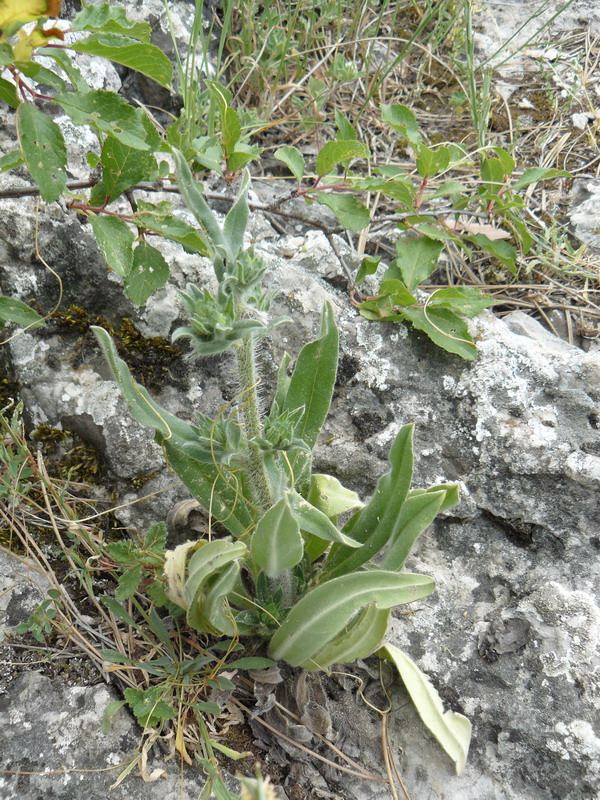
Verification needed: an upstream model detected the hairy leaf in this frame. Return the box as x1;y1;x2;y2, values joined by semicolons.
250;496;303;578
269;571;434;665
381;489;447;571
378;644;471;775
300;605;390;670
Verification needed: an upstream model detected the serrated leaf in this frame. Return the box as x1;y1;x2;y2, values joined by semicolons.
400;306;478;359
17;102;67;202
511;166;571;191
115;565;142;601
72;3;151;41
0;295;44;329
313;191;370;232
69;33;172;88
55;89;154;150
250;496;303;578
426;287;496;318
269;571;434;666
381;104;422;148
89;215;135;277
386;237;443;291
91;137;157;204
274;146;305;180
123;686;175;728
315;140;369;177
124;242;170;305
378;644;471;774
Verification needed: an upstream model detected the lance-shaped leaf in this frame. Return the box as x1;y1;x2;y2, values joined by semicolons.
222;169;250;263
17;102;67;203
89;215;135;277
68;33;172;88
378;644;471;775
286;490;360;548
250;496;303;578
324;424;414;578
380;489;447;571
300;605;390;670
173;148;224;261
281;301;338;449
269;571;434;666
92;326;254;535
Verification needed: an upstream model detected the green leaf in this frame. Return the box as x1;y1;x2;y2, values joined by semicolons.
222;657;276;670
300;605;390;670
185;540;247;606
89;215;135;277
416;145;450;178
274;146;305;181
54;90;154;151
400;306;478;360
315;140;369;177
0;150;23;173
124;242;170;305
282;301;339;450
69;33;172;88
511;167;571;191
101;700;126;734
250;496;303;578
100;595;137;627
17;102;67;203
287;490;361;548
307;474;363;517
269;571;434;666
172;148;224;259
426;287;496;318
381;104;422;148
0;76;18;108
378;644;471;775
490;146;515;176
123;686;175;728
334;109;357;140
355;255;380;286
136;200;210;255
222;169;250;263
91;137;157;204
358;279;417;320
313;192;370;232
479;156;504;196
381;490;447;570
468;233;517;274
115;565;142;601
426;180;469;200
221;106;241;157
386;237;444;291
355;177;415;208
72;3;151;41
324;424;414;578
0;296;44;329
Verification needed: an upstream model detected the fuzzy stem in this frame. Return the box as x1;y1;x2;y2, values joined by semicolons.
235;333;272;511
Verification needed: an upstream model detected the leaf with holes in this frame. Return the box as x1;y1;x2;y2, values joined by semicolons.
90;137;157;205
17;102;67;203
89;215;135;277
124;242;170;305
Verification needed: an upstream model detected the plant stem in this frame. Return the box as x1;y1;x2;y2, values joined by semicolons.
235;332;272;511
